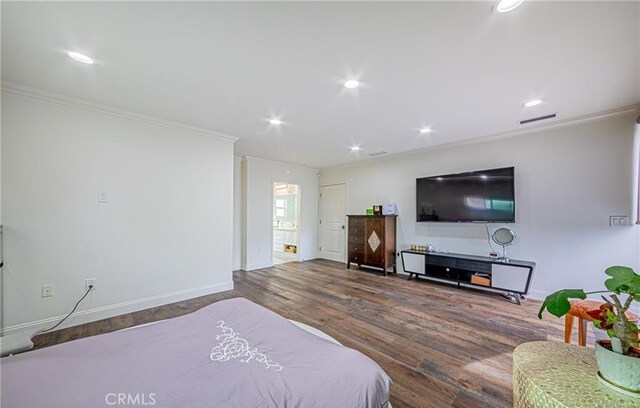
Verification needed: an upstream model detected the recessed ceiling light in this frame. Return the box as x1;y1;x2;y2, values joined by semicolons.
350;146;362;151
344;80;360;89
68;51;94;64
495;0;525;13
480;175;489;180
269;119;283;125
523;99;542;107
419;128;433;134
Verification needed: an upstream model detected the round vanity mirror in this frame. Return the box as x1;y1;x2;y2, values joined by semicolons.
492;227;515;246
492;227;516;262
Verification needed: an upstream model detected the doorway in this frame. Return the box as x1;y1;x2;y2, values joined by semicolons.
273;183;300;265
319;183;346;262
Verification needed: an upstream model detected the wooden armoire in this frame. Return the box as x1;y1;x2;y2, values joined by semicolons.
346;215;397;276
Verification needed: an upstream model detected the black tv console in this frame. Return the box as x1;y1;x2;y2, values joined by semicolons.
400;250;535;304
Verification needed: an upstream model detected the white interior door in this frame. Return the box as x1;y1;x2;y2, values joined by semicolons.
319;184;346;262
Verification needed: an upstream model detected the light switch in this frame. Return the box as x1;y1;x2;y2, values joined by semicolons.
98;191;108;203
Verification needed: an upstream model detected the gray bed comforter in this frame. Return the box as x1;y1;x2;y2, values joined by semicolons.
1;297;391;407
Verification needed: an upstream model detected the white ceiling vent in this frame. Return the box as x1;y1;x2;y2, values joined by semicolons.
368;151;388;157
519;113;557;125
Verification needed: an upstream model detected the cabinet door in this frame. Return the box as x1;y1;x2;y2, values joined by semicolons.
402;253;425;274
273;230;284;253
364;218;384;266
491;264;530;293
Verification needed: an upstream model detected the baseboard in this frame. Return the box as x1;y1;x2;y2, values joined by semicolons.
526;289;550;301
0;280;234;337
527;288;640;315
244;262;271;271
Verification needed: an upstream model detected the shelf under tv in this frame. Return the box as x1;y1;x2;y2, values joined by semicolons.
400;250;535;304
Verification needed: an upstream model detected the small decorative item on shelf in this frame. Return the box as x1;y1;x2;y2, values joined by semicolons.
366;208;374;215
538;266;640;397
411;245;430;252
382;203;397;215
373;205;382;215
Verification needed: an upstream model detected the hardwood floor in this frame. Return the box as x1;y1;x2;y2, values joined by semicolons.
32;259;592;407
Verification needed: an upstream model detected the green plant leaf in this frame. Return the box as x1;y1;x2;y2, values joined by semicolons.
604;266;640;294
537;289;586;319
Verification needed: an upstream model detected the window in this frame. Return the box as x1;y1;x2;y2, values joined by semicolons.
275;199;286;218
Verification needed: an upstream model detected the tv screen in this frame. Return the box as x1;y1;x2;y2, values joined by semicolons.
416;167;515;222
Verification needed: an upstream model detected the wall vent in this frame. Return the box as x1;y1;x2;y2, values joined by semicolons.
368;151;388;157
519;113;557;125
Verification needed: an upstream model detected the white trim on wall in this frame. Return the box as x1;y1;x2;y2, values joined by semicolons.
528;289;640;316
1;81;239;143
0;280;234;338
322;105;640;171
244;155;319;171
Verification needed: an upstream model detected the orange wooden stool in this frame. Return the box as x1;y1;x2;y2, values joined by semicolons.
564;300;639;346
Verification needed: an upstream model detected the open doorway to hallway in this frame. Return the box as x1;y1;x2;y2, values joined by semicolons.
273;183;300;265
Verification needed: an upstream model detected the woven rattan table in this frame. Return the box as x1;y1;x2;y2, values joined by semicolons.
513;341;638;407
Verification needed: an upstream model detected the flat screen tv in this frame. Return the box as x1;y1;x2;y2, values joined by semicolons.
416;167;515;222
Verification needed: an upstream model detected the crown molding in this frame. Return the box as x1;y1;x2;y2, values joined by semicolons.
321;104;640;172
1;81;239;143
244;155;318;170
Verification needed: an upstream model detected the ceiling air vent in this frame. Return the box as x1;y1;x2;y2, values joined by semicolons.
368;151;388;157
519;113;557;125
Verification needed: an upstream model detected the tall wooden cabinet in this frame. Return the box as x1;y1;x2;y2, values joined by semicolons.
346;215;397;276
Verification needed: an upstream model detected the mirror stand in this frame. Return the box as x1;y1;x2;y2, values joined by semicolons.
492;227;516;263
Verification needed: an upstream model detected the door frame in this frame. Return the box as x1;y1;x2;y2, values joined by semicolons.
271;181;301;267
318;182;348;262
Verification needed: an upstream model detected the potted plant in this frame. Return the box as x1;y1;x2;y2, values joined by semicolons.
537;266;640;395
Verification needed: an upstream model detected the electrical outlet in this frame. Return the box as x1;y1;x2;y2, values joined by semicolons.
41;284;54;297
609;215;628;227
85;278;96;291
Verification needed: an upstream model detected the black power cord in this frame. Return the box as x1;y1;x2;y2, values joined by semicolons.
41;285;93;333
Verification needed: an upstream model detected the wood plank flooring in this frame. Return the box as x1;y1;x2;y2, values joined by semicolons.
31;259;592;407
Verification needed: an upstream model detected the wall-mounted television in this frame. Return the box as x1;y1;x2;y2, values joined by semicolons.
416;167;515;223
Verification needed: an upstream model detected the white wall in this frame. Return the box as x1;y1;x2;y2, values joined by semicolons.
1;89;235;335
320;114;640;299
233;157;243;270
241;157;319;270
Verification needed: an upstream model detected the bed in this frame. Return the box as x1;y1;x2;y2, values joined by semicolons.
1;297;391;407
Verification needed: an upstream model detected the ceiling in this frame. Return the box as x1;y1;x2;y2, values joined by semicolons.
2;1;639;168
